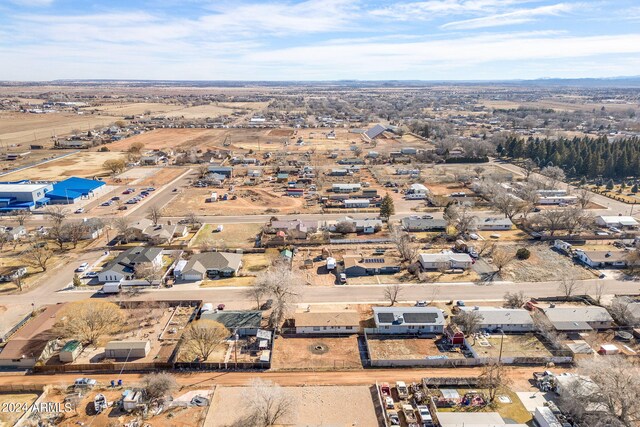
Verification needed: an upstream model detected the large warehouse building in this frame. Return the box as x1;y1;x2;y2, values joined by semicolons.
0;177;105;211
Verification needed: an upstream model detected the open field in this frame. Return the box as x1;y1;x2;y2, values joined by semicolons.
271;335;362;370
500;243;594;282
480;98;639;113
0;111;119;147
206;385;381;427
164;187;311;216
163;102;269;119
81;102;186;116
0;151;123;181
367;336;467;361
192;223;262;249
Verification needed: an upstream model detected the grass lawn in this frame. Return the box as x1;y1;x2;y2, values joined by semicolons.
242;253;271;273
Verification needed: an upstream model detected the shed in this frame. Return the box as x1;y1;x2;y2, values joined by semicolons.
104;340;151;359
598;344;619;355
59;340;83;363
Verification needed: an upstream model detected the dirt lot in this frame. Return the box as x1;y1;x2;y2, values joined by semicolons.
271;335;362;370
164;187;311;216
191;223;262;249
81;102;186;116
206;385;382;427
367;336;467;361
0;111;119;147
0;392;40;426
470;334;554;359
0;151;124;181
500;243;594;282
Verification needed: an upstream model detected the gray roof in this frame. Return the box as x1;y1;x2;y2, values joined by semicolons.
364;124;387;140
105;340;150;350
459;307;533;326
183;252;242;275
200;310;262;331
373;307;445;326
402;217;447;230
542;306;613;326
101;247;163;276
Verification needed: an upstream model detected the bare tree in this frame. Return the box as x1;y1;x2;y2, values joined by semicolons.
559;357;640;426
12;274;24;292
491;190;525;220
180;319;229;361
609;297;638;326
625;250;640;276
135;263;164;286
21;243;54;272
0;233;8;251
454;208;477;236
245;284;268;310
391;229;418;262
452;310;482;337
503;291;527;308
243;378;295;427
63;221;88;249
334;221;356;234
255;262;302;330
142;372;178;403
473;166;485;179
383;284;403;306
479;361;512;403
532;311;565;350
522;158;536;181
491;249;513;274
576;188;594;210
532;209;568;236
196;164;210;179
540;165;566;189
103;158;127;176
558;276;579;300
147;205;163;225
43;205;67;226
592;282;605;305
185;212;201;230
563;207;593;235
114;217;132;243
13;210;31;226
54;300;125;346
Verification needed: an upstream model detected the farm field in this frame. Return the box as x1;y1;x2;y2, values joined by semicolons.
0;111;119;147
205;385;381;427
479;98;639;113
271;335;362;370
81;102;186;116
0;151;123;181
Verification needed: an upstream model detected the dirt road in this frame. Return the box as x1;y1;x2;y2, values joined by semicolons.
0;366;568;390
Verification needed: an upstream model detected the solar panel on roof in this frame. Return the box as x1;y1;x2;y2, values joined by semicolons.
403;312;438;324
364;258;384;263
377;313;395;323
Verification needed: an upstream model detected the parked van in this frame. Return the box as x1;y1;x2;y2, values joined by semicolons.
326;257;336;270
76;262;89;272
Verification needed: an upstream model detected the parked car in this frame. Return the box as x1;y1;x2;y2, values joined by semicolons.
101;201;111;207
74;378;97;388
456;300;466;307
415;300;427;307
339;273;347;284
74;208;85;214
83;271;98;279
75;262;89;272
111;196;120;201
118;206;128;210
146;187;156;191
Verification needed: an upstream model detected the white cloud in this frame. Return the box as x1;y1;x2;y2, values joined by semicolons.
370;0;538;21
441;3;576;29
8;0;54;6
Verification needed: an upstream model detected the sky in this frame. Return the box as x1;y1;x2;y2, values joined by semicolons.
1;0;640;81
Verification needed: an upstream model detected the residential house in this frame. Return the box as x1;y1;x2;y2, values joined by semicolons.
575;249;632;268
332;183;361;193
270;219;318;236
361;124;387;142
179;252;243;281
4;226;26;241
405;183;429;199
372;307;446;334
288;312;361;334
595;215;639;229
343;256;401;277
199;310;262;336
344;199;370;208
98;247;163;283
539;306;614;332
459;307;535;332
207;165;233;178
401;217;447;232
473;217;513;231
418;252;473;270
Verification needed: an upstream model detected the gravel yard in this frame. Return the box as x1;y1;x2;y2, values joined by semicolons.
205;385;383;427
499;243;593;282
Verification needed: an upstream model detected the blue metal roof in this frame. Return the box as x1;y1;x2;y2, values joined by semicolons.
48;177;105;200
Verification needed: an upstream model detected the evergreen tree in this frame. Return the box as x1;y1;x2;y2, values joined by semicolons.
606;179;615;191
379;193;395;220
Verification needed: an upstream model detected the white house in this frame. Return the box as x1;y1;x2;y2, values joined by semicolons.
372;307;445;334
575;249;631;268
595;215;639;229
98;247;163;283
344;199;370;208
459;307;535;332
538;195;577;205
473;217;513;231
290;312;360;334
418;252;473;270
332;183;361;193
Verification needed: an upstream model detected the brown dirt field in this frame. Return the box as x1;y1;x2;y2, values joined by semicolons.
81;102;186;116
0;111;119;147
271;335;362;370
0;393;39;426
367;337;467;360
163;187;310;216
480;99;639;113
136;167;185;187
268;128;294;137
0;151;124;181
